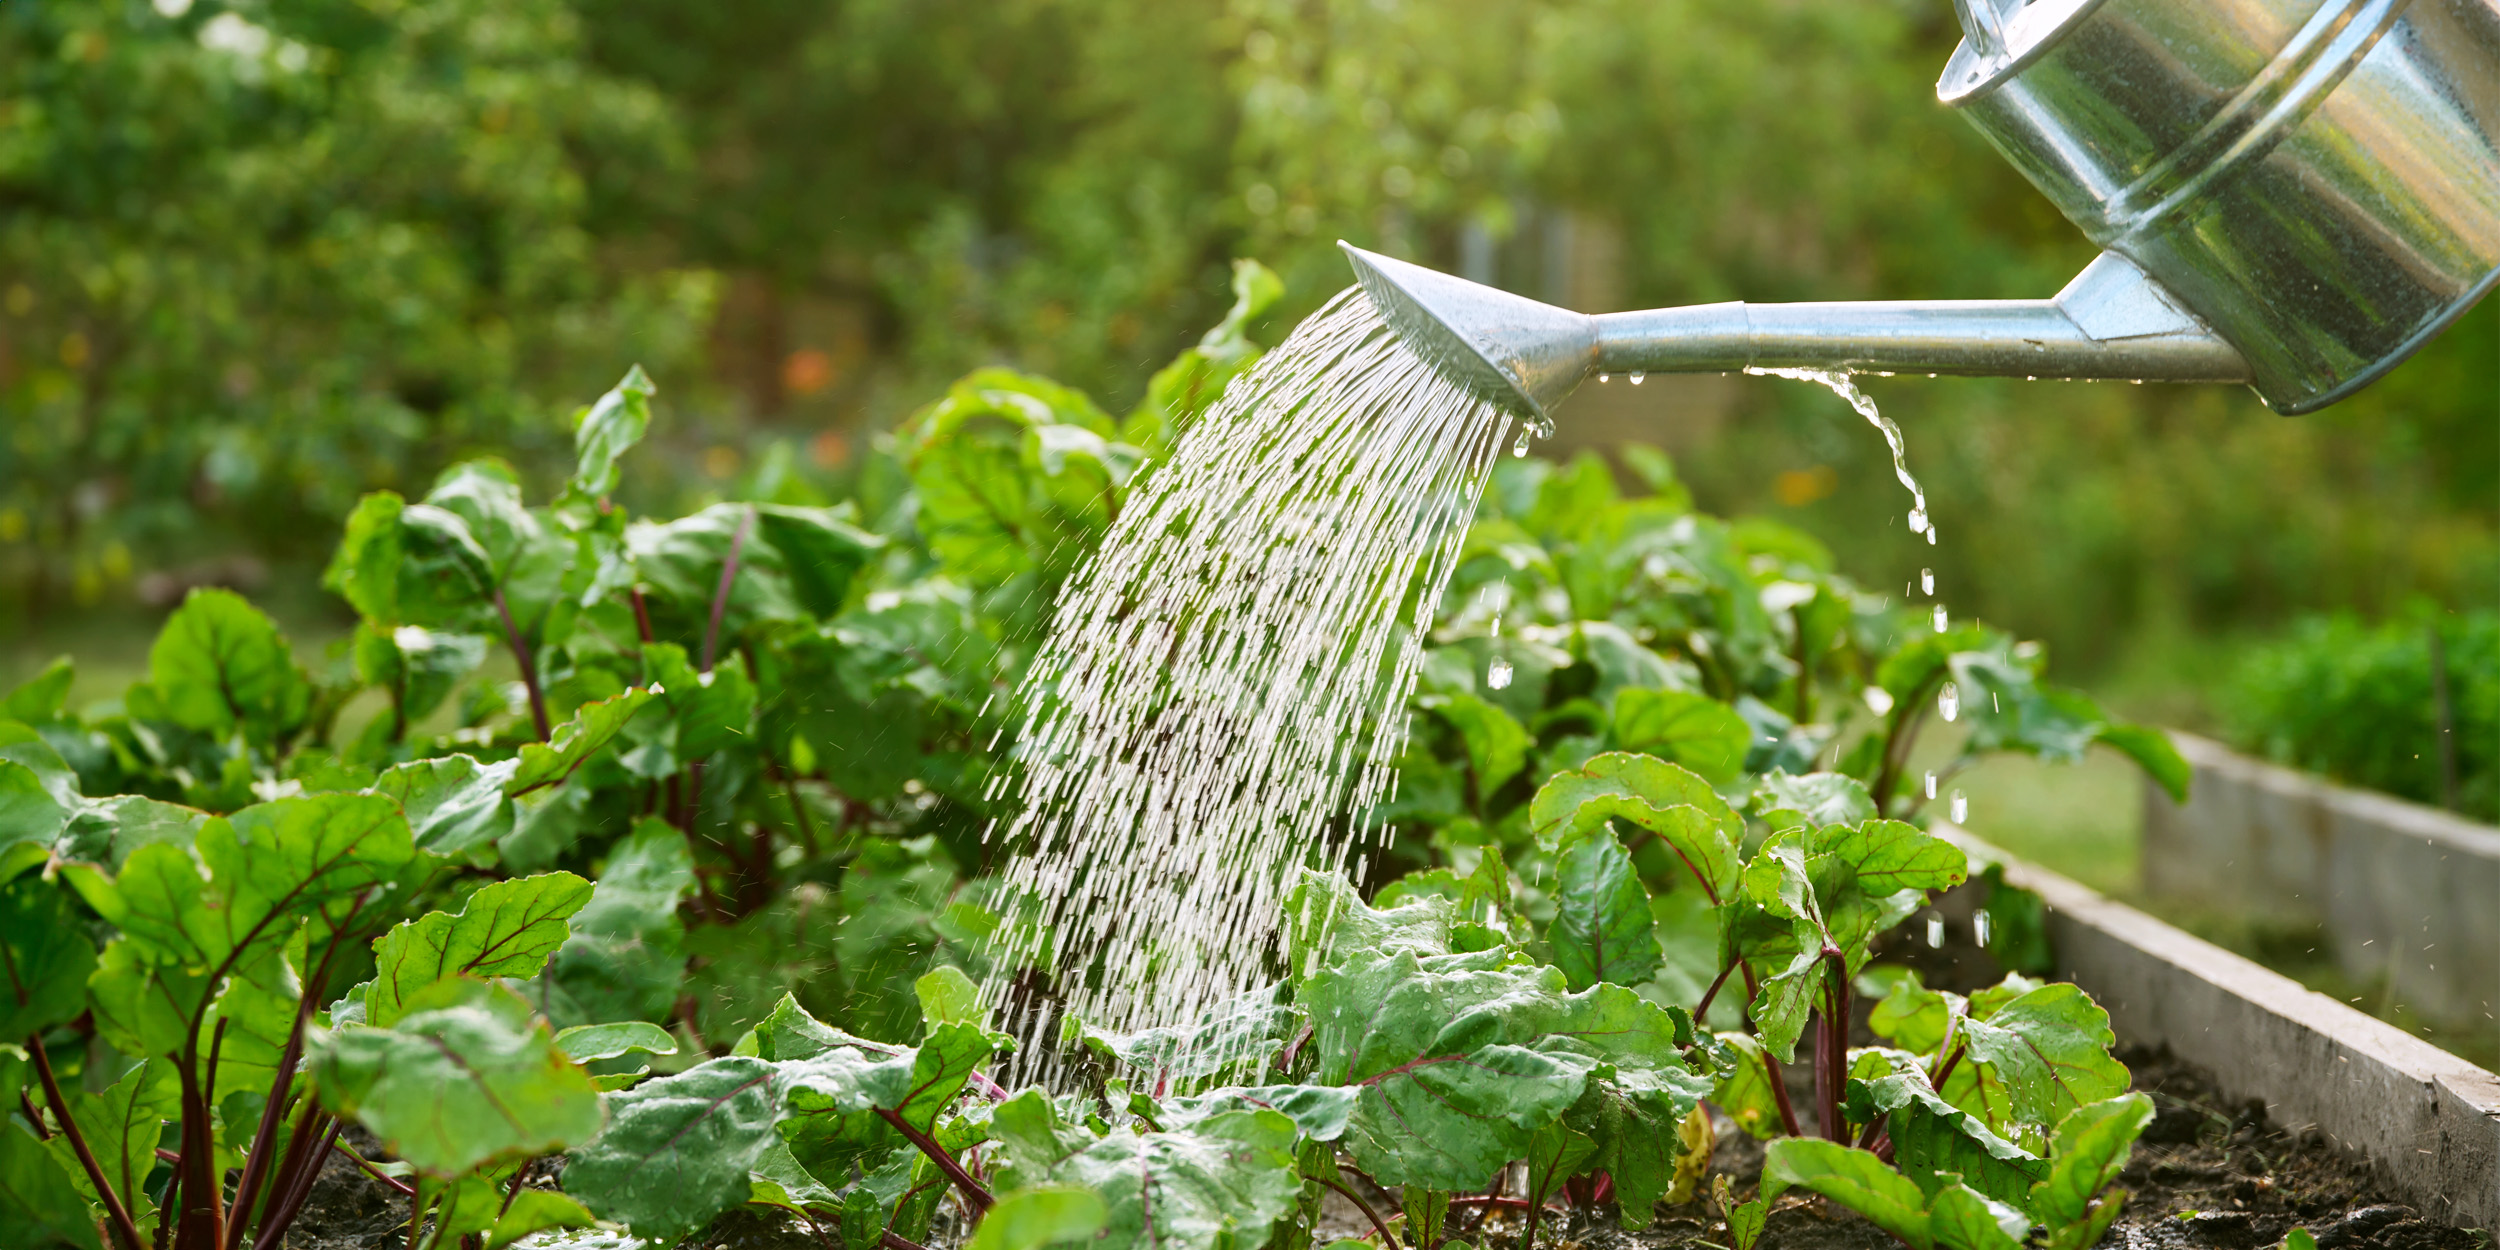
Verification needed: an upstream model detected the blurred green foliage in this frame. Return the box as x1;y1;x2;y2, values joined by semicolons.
2220;609;2497;822
2;0;2491;693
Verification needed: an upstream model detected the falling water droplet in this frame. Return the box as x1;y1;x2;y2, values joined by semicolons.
1921;568;1934;595
1909;507;1928;534
1939;682;1960;721
1950;789;1968;823
1598;372;1611;383
1489;615;1502;639
1933;604;1948;633
1926;915;1946;948
1511;428;1531;457
1925;528;1937;546
1973;909;1993;947
1924;771;1938;800
1487;656;1514;690
1629;371;1646;385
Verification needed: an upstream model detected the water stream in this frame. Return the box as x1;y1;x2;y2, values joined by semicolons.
979;288;1515;1083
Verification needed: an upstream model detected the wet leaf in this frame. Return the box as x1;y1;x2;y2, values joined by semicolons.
1527;753;1739;900
1956;983;2129;1135
966;1185;1110;1250
563;1055;785;1241
1849;1071;2045;1208
508;685;657;795
373;754;519;854
554;1021;678;1065
313;977;603;1176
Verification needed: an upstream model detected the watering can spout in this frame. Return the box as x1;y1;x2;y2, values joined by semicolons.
1341;241;2249;425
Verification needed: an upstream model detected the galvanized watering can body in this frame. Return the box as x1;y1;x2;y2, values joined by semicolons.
1345;0;2500;421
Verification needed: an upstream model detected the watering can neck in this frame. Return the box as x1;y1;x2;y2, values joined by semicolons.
1340;242;2245;425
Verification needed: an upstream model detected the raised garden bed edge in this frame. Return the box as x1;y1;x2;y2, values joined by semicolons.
1942;828;2500;1231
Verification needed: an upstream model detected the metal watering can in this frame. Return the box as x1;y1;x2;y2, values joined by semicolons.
1342;0;2500;420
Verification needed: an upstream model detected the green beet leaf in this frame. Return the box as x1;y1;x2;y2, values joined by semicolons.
84;941;210;1059
51;1057;176;1225
373;754;519;854
0;1118;101;1250
570;365;656;499
2029;1093;2154;1250
1420;693;1533;804
1752;770;1877;830
1527;753;1740;900
1523;1120;1597;1217
1061;981;1296;1087
1955;983;2130;1136
1762;1137;1933;1249
1282;869;1454;982
507;685;658;796
365;872;594;1028
0;762;68;872
0;876;97;1041
992;1095;1302;1250
52;795;206;875
916;965;983;1032
968;1186;1110;1250
617;644;756;778
554;1020;678;1065
1610;688;1751;784
1563;1062;1712;1228
1849;1072;2045;1208
1158;1085;1358;1141
2;658;71;724
313;977;602;1176
563;1055;788;1242
141;588;312;747
1547;828;1663;991
1925;1181;2028;1250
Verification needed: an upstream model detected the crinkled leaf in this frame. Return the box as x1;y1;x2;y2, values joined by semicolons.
1523;1120;1597;1212
1564;1063;1712;1228
1957;984;2129;1135
1282;869;1452;981
84;940;210;1059
1160;1085;1358;1141
0;763;66;875
1063;981;1295;1086
916;965;983;1032
52;795;205;874
563;1055;784;1241
1528;753;1740;896
1547;830;1662;991
998;1100;1302;1250
374;754;520;854
313;978;602;1176
618;646;754;778
366;872;593;1028
0;875;93;1042
1850;1072;2046;1208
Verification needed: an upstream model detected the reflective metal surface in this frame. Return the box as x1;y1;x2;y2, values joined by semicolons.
1943;0;2500;413
1344;0;2499;421
1340;243;2248;424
